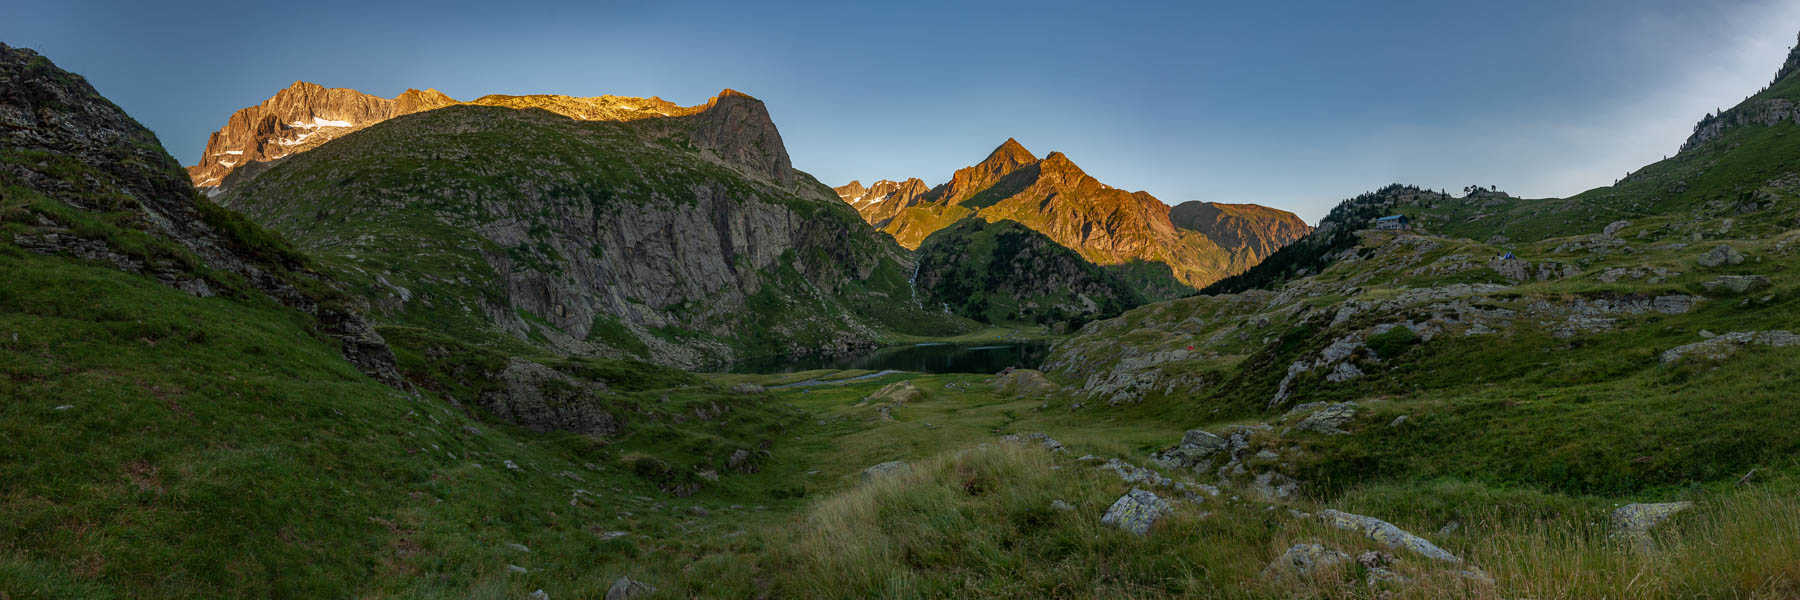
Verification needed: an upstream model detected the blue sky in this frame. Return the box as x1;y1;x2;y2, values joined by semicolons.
8;0;1799;222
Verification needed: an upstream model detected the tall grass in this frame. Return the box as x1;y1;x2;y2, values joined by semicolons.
765;443;1800;599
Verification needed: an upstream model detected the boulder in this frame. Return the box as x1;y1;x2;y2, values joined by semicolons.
1702;275;1771;294
1652;295;1701;315
1050;499;1076;512
1099;459;1173;487
1251;471;1300;500
1603;220;1630;237
1149;429;1228;472
1100;488;1173;535
860;460;910;483
605;576;655;600
999;432;1066;453
1611;501;1693;542
1696;244;1745;267
730;383;765;395
1320;509;1463;563
726;449;756;473
993;368;1061;397
1294;402;1357;435
865;380;923;405
1261;543;1349;581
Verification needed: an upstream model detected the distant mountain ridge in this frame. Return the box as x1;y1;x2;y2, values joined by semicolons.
187;83;788;190
186;82;458;188
834;139;1310;294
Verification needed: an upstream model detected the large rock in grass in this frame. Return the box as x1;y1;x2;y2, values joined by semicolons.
1150;429;1228;472
1611;501;1693;548
993;368;1060;397
1696;244;1745;267
864;380;923;405
1319;509;1463;563
1702;275;1770;294
1100;488;1173;535
1261;543;1349;581
605;576;655;600
860;460;911;483
1293;402;1357;435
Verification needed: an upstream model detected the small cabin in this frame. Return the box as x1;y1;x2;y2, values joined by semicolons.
1375;215;1409;230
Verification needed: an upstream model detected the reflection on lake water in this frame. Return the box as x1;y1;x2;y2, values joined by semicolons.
728;342;1051;374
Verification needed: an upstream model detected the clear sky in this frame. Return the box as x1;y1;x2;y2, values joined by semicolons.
8;0;1799;222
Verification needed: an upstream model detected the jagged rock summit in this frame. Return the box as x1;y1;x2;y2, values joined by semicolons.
187;81;457;188
834;139;1311;294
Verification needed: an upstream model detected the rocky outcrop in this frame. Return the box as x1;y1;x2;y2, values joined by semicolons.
1100;488;1173;535
838;139;1310;292
1293;402;1358;435
1696;244;1746;268
1681;32;1800;152
1611;502;1694;549
478;359;622;437
1262;544;1349;581
1319;509;1464;563
861;460;911;483
0;43;404;387
1660;330;1800;364
605;576;656;600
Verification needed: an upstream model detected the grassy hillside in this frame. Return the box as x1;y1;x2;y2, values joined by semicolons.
220;104;973;370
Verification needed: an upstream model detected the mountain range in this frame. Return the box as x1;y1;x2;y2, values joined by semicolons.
835;139;1310;296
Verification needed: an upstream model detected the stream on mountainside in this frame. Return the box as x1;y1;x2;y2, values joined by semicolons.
727;342;1052;375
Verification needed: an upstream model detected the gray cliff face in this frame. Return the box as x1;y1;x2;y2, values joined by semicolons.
0;43;405;387
1680;98;1800;152
472;178;884;367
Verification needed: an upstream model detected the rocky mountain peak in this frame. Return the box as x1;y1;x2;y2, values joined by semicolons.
186;82;462;188
688;89;795;184
839;180;866;198
395;88;457;112
980;137;1038;175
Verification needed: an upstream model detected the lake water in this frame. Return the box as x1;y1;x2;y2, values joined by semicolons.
729;342;1052;374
